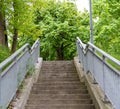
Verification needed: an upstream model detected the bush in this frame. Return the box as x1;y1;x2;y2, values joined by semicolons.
0;45;10;63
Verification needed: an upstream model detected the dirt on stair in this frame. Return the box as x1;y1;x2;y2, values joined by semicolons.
25;61;95;109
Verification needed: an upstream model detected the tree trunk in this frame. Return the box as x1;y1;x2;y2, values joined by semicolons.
4;20;8;47
0;11;6;45
11;0;18;53
56;44;64;60
11;29;18;53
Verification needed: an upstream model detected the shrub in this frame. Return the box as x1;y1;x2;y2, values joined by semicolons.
0;45;10;63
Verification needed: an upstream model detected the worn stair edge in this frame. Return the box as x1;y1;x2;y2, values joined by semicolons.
28;93;91;100
74;56;114;109
27;99;93;105
12;58;43;109
32;84;87;89
25;104;95;109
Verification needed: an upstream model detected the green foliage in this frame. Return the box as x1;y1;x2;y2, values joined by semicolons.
0;45;10;63
93;0;120;60
35;0;89;60
0;0;41;50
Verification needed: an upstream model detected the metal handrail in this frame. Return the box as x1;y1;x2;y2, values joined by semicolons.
88;42;120;67
31;39;40;50
77;37;120;71
76;37;120;109
0;44;30;70
0;39;40;109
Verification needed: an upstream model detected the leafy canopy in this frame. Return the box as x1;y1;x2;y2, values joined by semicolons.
35;0;89;60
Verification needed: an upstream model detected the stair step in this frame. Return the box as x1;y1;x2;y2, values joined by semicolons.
36;80;83;84
28;94;91;100
25;104;95;109
41;70;76;73
31;89;88;94
27;99;93;105
25;61;95;109
32;84;87;90
39;74;79;78
37;78;80;84
38;78;80;82
34;82;85;86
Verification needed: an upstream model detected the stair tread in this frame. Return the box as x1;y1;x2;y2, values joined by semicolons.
25;61;95;109
25;104;95;109
32;85;87;90
28;93;91;100
27;99;93;105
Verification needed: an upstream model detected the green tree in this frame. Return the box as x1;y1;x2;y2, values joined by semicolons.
35;0;89;60
0;0;8;47
0;0;38;62
93;0;120;59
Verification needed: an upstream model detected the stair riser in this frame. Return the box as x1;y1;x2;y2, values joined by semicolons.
32;85;87;90
41;70;76;72
28;94;91;100
25;105;95;109
31;89;88;94
39;75;79;78
27;99;92;105
36;81;84;84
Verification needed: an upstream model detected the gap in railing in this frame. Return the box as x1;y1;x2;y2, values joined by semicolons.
95;50;120;71
1;51;25;74
107;59;120;71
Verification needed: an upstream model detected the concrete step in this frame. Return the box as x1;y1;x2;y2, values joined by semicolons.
39;78;80;81
25;104;95;109
39;73;79;78
32;84;87;90
40;68;76;74
33;82;85;86
28;94;91;100
37;78;79;85
25;61;95;109
31;89;88;94
27;99;93;105
32;85;87;91
36;80;83;84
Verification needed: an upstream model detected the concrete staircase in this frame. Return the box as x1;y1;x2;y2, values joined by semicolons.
25;61;95;109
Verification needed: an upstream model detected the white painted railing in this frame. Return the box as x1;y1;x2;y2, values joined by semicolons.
76;37;120;109
0;39;40;109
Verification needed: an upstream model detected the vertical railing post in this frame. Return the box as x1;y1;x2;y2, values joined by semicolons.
92;48;97;84
38;41;40;62
102;55;106;99
84;45;88;73
85;53;88;73
102;55;109;102
76;39;80;63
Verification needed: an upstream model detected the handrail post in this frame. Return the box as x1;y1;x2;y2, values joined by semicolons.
92;48;97;84
76;39;80;63
102;55;109;103
37;40;40;62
